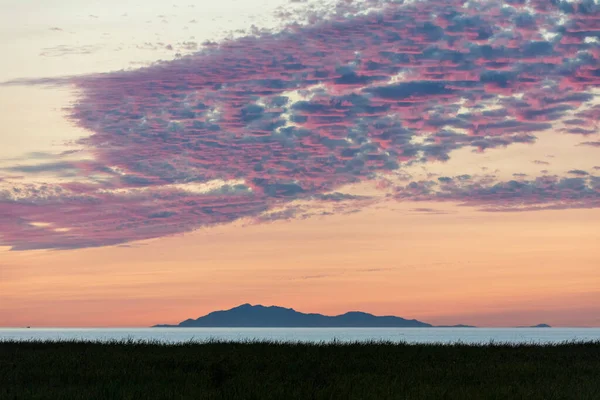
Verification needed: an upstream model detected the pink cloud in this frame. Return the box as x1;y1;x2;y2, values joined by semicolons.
1;0;599;250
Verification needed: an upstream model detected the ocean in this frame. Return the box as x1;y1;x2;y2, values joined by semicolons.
1;328;599;344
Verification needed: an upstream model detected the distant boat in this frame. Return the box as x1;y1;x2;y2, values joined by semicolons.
26;326;31;329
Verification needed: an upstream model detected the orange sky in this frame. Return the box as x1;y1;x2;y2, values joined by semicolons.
2;201;599;327
1;0;600;328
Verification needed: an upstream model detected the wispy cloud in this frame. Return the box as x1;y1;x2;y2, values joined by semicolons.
579;141;600;147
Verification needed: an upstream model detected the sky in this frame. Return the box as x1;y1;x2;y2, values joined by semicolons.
0;0;599;328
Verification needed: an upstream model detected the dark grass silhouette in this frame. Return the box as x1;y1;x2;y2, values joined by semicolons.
1;339;599;399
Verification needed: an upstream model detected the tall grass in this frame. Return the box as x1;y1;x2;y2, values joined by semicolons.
1;340;599;399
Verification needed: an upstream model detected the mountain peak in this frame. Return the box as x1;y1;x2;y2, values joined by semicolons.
154;304;435;328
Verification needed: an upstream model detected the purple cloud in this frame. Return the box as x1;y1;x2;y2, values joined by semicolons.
1;0;599;250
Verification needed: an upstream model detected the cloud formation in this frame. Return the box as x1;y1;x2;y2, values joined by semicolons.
579;141;600;147
1;0;599;250
393;174;600;211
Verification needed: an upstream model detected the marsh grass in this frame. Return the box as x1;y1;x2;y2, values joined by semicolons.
1;339;599;399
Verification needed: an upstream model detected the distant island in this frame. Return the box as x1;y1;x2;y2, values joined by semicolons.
517;324;552;328
436;324;477;328
153;304;475;328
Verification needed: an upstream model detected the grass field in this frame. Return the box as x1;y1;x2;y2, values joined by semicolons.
1;339;599;399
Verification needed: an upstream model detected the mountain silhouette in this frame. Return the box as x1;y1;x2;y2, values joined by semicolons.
153;303;436;327
517;324;552;328
436;324;476;328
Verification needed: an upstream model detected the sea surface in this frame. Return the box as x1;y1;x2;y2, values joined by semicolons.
1;328;600;344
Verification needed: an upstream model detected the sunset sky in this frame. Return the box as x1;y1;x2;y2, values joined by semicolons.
1;0;599;328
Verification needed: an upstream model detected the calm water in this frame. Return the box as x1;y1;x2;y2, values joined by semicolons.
1;328;599;344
